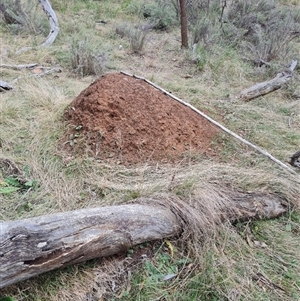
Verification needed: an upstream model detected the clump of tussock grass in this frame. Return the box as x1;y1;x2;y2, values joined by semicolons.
224;0;300;64
69;35;106;77
116;22;149;53
0;0;49;36
103;200;300;300
0;76;82;219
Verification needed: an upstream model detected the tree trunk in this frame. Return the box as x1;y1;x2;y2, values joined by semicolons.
179;0;188;48
0;203;180;289
0;193;287;289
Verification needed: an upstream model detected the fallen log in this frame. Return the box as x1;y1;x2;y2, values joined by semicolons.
7;66;62;86
0;193;288;289
239;60;297;101
0;203;181;289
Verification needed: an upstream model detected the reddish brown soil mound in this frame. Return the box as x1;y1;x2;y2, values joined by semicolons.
63;72;219;164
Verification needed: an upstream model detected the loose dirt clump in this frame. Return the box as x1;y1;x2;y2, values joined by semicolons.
62;72;219;165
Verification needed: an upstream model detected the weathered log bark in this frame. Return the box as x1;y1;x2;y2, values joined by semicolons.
0;203;181;289
0;80;13;92
0;63;38;70
38;0;59;47
0;193;288;289
16;0;59;54
239;60;297;101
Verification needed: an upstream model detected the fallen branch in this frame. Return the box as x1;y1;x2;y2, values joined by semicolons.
39;0;59;47
0;192;287;288
8;66;62;85
239;60;297;101
0;63;38;70
0;80;13;91
120;71;298;175
0;203;180;289
16;0;59;54
31;66;61;77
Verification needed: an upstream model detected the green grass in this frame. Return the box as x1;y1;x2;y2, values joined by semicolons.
114;213;300;301
1;0;300;300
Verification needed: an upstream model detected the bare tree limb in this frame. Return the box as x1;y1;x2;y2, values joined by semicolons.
0;80;13;91
0;203;181;289
38;0;59;47
32;66;61;77
16;0;59;54
120;71;298;176
239;60;298;101
0;63;38;70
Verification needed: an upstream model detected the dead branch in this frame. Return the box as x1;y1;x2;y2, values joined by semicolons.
0;80;13;91
32;66;61;77
16;0;59;54
0;192;287;289
0;63;38;70
239;60;298;101
120;71;298;176
38;0;59;47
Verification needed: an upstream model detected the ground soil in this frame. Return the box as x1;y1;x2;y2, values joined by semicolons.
63;72;219;165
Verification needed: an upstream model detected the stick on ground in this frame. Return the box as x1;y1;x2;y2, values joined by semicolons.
120;71;298;176
239;60;297;101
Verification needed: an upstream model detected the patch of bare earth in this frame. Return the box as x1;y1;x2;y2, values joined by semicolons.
62;72;219;165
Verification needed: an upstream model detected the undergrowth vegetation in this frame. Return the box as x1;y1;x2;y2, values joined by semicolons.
1;0;300;300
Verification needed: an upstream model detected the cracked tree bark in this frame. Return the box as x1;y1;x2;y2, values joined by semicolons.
0;193;288;289
0;203;181;289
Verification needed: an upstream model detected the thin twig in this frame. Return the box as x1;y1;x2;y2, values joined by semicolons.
9;67;62;84
120;71;298;175
34;67;61;77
